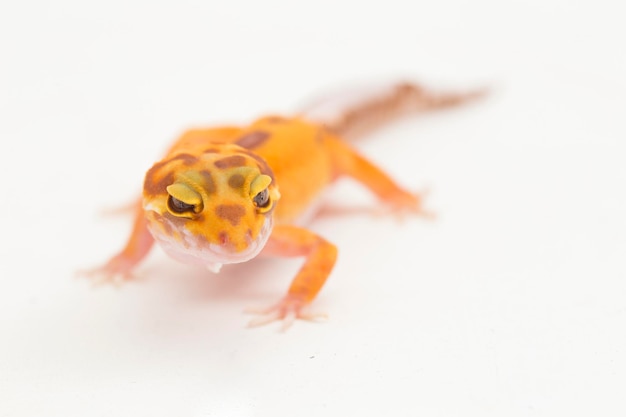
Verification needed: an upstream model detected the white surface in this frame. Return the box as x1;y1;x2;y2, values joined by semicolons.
1;1;625;416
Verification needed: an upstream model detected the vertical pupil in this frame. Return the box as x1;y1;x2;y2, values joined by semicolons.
254;189;269;207
169;196;195;213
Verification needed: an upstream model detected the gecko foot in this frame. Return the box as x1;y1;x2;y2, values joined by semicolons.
385;188;435;221
245;295;327;331
77;254;139;287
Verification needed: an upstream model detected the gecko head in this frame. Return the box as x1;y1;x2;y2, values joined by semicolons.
141;145;280;271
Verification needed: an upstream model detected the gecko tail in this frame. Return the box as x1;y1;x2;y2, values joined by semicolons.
299;81;487;140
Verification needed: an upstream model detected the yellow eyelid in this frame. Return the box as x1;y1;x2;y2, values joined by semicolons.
249;175;272;198
270;187;281;202
166;183;203;211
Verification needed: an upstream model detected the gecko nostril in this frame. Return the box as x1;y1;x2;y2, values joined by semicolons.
218;231;229;245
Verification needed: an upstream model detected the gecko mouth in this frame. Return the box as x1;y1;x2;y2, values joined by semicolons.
146;216;273;270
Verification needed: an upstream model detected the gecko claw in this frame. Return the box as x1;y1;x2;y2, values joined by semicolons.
245;296;328;330
77;255;139;287
383;188;435;221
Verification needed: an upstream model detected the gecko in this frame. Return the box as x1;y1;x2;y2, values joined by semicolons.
85;82;484;327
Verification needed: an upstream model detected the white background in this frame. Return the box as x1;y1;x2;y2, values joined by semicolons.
1;1;625;416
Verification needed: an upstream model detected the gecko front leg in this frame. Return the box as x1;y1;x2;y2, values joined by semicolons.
248;224;338;329
81;202;154;284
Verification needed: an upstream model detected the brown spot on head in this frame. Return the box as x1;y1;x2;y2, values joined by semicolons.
235;130;271;149
171;153;198;165
199;170;216;194
215;204;246;226
228;173;245;189
214;155;246;169
144;167;174;195
143;153;198;196
203;148;220;154
238;149;275;181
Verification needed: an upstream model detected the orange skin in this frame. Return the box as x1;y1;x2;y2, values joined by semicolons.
86;82;483;327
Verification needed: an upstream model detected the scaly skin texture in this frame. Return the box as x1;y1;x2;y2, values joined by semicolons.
85;82;483;328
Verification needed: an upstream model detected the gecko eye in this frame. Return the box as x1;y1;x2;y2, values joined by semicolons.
165;183;203;217
168;196;196;214
253;189;270;208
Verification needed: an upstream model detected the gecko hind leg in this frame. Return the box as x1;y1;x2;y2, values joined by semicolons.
325;135;433;218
